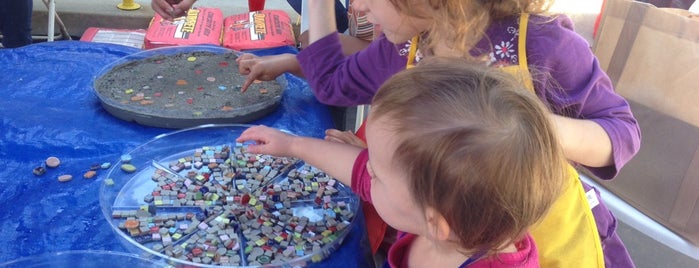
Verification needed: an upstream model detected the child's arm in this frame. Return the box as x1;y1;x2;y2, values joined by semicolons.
552;115;613;167
236;125;362;185
324;129;366;148
528;15;641;179
307;0;338;46
235;0;336;92
237;33;372;92
237;53;303;92
241;0;396;106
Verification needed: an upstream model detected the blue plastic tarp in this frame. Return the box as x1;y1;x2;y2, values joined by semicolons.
0;41;370;266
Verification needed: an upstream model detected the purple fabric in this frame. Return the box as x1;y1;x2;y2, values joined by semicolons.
299;14;640;268
504;15;640;181
298;33;406;107
298;14;640;180
583;183;636;268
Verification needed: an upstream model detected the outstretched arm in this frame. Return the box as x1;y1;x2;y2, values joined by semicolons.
307;0;338;45
237;53;303;92
236;125;363;185
325;129;367;148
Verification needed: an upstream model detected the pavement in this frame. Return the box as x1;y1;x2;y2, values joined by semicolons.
24;0;699;267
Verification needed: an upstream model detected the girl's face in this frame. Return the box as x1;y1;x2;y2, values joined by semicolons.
365;115;426;234
352;0;431;43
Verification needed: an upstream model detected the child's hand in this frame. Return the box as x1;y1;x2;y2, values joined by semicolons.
324;129;367;148
236;125;296;157
237;53;298;93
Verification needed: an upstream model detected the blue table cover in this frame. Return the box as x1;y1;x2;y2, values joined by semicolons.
0;41;371;267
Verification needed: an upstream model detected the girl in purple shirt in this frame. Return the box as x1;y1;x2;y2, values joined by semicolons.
238;0;641;267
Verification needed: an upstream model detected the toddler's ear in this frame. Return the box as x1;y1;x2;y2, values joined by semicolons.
425;207;451;241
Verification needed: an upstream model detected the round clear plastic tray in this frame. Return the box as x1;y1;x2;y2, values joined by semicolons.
0;250;168;268
99;124;359;267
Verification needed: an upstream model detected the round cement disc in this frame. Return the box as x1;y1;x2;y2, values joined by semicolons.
93;45;284;129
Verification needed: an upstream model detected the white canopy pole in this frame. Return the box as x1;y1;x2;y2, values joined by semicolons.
48;0;55;42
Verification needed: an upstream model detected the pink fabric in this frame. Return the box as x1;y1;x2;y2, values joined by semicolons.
385;232;538;268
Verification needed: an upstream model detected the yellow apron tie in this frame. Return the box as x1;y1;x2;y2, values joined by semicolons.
503;13;606;268
500;13;535;92
406;36;419;69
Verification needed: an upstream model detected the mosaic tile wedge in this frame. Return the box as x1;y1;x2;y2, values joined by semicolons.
100;125;359;267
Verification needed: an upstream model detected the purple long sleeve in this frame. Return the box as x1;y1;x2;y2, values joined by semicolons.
297;33;407;107
298;15;641;180
522;15;641;180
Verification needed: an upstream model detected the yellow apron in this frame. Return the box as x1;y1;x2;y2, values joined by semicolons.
406;13;606;268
